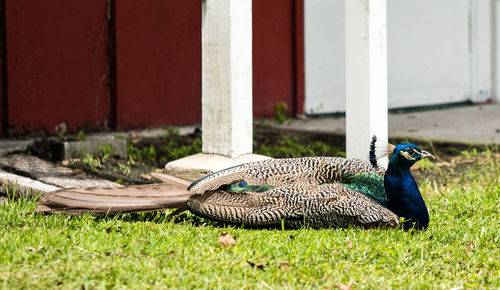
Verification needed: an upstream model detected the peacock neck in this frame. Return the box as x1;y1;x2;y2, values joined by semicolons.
384;160;429;230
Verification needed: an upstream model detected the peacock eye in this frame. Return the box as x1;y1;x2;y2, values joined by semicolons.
238;181;247;188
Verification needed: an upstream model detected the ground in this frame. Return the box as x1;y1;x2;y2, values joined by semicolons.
1;126;499;288
24;124;491;186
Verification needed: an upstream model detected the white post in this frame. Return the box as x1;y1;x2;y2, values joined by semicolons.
202;0;253;158
470;0;492;103
345;0;388;167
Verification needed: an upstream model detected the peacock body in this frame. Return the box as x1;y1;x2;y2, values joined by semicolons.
36;139;433;230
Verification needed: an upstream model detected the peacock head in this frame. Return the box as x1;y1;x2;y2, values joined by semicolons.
389;143;435;168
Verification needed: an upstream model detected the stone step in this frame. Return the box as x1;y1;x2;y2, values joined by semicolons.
0;154;122;198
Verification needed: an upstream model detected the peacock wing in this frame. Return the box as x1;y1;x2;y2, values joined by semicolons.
281;183;398;229
188;157;386;194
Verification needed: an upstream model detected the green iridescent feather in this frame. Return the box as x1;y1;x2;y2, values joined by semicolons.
339;172;387;206
224;181;275;193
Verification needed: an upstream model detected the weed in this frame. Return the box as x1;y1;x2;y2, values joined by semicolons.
162;127;181;140
77;130;86;141
117;162;131;176
81;153;102;170
127;143;157;164
256;136;345;158
273;102;288;124
98;144;116;162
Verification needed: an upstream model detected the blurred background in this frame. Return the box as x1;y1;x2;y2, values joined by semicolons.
0;0;497;136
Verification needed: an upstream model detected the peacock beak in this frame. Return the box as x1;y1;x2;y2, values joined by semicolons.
420;150;435;159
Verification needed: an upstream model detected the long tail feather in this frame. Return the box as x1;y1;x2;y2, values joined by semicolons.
151;172;192;187
36;180;192;215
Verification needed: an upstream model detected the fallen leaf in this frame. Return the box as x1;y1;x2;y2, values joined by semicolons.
467;242;476;252
335;280;353;290
218;232;236;247
247;260;265;269
140;173;152;180
26;246;43;252
279;263;290;269
57;229;64;235
71;169;85;175
61;160;70;166
347;241;353;248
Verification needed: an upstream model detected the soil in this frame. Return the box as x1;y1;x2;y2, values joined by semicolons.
26;125;494;186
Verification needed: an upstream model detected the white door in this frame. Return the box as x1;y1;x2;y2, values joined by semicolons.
305;0;486;114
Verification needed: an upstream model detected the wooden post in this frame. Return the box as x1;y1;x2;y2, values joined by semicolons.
202;0;253;158
345;0;388;166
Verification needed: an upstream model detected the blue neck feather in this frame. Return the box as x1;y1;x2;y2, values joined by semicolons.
384;156;429;230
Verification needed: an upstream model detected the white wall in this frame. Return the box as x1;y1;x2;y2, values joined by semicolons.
305;0;494;114
305;0;345;113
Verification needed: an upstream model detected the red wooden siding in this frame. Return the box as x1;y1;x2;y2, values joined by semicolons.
114;1;202;128
0;1;304;134
4;0;111;133
253;0;304;117
0;0;6;134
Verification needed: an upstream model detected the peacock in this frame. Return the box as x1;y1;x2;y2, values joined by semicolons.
36;137;434;230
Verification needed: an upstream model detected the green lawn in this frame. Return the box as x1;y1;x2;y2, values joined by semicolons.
0;150;499;289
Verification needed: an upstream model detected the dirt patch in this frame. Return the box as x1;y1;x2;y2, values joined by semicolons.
24;125;494;185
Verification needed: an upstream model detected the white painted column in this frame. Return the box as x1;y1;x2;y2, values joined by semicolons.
345;0;388;166
470;0;493;103
202;0;253;158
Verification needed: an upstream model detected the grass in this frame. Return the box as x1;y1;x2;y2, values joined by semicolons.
0;150;499;288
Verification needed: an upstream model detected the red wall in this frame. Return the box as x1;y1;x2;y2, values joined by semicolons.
253;0;303;117
4;0;111;133
0;0;6;135
114;1;202;129
0;1;304;134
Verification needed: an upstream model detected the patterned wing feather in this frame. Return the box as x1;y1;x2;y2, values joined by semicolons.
188;157;386;194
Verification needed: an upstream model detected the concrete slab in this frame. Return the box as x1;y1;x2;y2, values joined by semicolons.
273;104;500;144
0;140;34;157
61;139;127;160
165;153;272;181
0;168;60;199
0;154;122;190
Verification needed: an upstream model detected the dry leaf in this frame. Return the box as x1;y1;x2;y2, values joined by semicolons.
279;263;290;269
467;242;476;252
140;173;152;180
57;229;64;235
71;169;85;175
218;232;236;247
61;160;70;166
247;260;265;269
335;280;353;290
347;241;353;248
26;246;43;252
